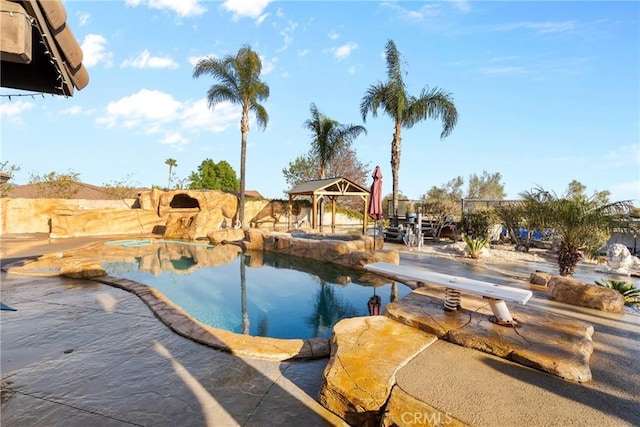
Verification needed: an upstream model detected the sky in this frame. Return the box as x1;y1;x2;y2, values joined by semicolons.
1;0;639;205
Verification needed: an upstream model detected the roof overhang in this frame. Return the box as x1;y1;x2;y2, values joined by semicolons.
0;0;88;96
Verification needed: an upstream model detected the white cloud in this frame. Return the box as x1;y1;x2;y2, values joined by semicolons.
261;55;276;75
60;106;82;115
478;66;525;75
95;90;240;146
96;89;182;129
494;21;576;35
278;21;297;52
121;50;179;69
161;132;189;146
77;12;90;26
81;34;113;68
298;49;310;57
381;1;441;21
604;144;640;168
333;42;358;60
0;100;33;124
256;13;269;26
181;99;240;133
125;0;206;18
328;31;339;40
187;54;215;67
449;0;471;13
222;0;271;21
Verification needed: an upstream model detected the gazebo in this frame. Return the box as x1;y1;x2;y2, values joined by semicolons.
287;177;370;234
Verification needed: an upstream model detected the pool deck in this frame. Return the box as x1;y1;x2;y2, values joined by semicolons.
2;235;640;426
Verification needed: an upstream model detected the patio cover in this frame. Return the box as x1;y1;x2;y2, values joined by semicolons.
287;177;370;234
1;0;89;96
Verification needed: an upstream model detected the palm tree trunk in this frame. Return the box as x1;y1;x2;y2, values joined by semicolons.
391;121;402;216
167;165;173;189
239;113;249;226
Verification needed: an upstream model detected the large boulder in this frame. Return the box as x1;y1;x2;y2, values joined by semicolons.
547;276;625;312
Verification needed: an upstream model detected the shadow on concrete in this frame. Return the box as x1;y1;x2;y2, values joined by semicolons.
480;356;640;425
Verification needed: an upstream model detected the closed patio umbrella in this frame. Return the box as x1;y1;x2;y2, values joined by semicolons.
368;166;383;250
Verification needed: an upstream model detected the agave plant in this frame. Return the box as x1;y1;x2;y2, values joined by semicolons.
462;235;489;259
594;279;640;306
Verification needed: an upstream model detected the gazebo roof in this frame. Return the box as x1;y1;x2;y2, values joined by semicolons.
1;0;89;96
287;177;369;197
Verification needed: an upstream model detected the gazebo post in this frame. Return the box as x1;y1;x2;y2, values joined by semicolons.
331;196;336;234
288;195;292;230
312;193;317;230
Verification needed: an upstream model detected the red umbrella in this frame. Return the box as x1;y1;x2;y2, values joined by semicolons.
368;166;383;249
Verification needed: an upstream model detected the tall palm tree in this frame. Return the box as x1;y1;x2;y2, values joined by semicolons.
360;39;458;216
164;158;177;189
521;186;632;276
303;103;367;179
193;45;269;226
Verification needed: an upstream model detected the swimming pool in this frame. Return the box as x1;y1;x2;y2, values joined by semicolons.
99;242;410;339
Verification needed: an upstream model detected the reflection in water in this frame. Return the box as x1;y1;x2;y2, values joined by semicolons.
240;254;250;335
98;243;412;339
305;281;360;338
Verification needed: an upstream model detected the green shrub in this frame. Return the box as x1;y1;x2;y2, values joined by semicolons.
462;235;490;259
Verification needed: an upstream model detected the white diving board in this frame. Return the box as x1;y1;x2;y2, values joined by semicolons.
364;262;533;326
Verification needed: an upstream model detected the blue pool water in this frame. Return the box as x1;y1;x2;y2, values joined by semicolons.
101;245;410;339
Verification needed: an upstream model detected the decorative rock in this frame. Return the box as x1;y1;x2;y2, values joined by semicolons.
59;259;107;278
529;271;551;286
207;228;246;245
547;276;625;312
318;316;437;426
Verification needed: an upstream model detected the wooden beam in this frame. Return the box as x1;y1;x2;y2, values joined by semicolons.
0;0;33;64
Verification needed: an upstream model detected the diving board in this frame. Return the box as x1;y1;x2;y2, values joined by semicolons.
364;262;533;326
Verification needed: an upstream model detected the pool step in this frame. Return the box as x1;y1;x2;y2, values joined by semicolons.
318;316;437;426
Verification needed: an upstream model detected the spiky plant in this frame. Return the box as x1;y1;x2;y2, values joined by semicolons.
462;235;490;259
520;185;632;277
595;279;640;306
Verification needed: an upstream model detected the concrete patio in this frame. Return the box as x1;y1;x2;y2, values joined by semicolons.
1;236;639;426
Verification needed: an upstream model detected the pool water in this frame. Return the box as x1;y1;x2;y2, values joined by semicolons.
101;246;410;339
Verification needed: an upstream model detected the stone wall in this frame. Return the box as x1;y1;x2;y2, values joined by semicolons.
1;190;365;238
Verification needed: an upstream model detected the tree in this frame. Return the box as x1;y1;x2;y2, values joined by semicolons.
0;161;20;197
28;170;81;199
466;171;506;200
420;178;464;241
102;174;141;199
303;103;366;179
165;158;177;189
193;45;269;227
188;159;239;190
360;39;458;217
521;184;632;276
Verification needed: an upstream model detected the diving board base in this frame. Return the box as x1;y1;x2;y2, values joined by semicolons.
364;262;532;326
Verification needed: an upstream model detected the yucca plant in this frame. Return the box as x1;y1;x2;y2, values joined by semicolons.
462;235;490;259
595;279;640;306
